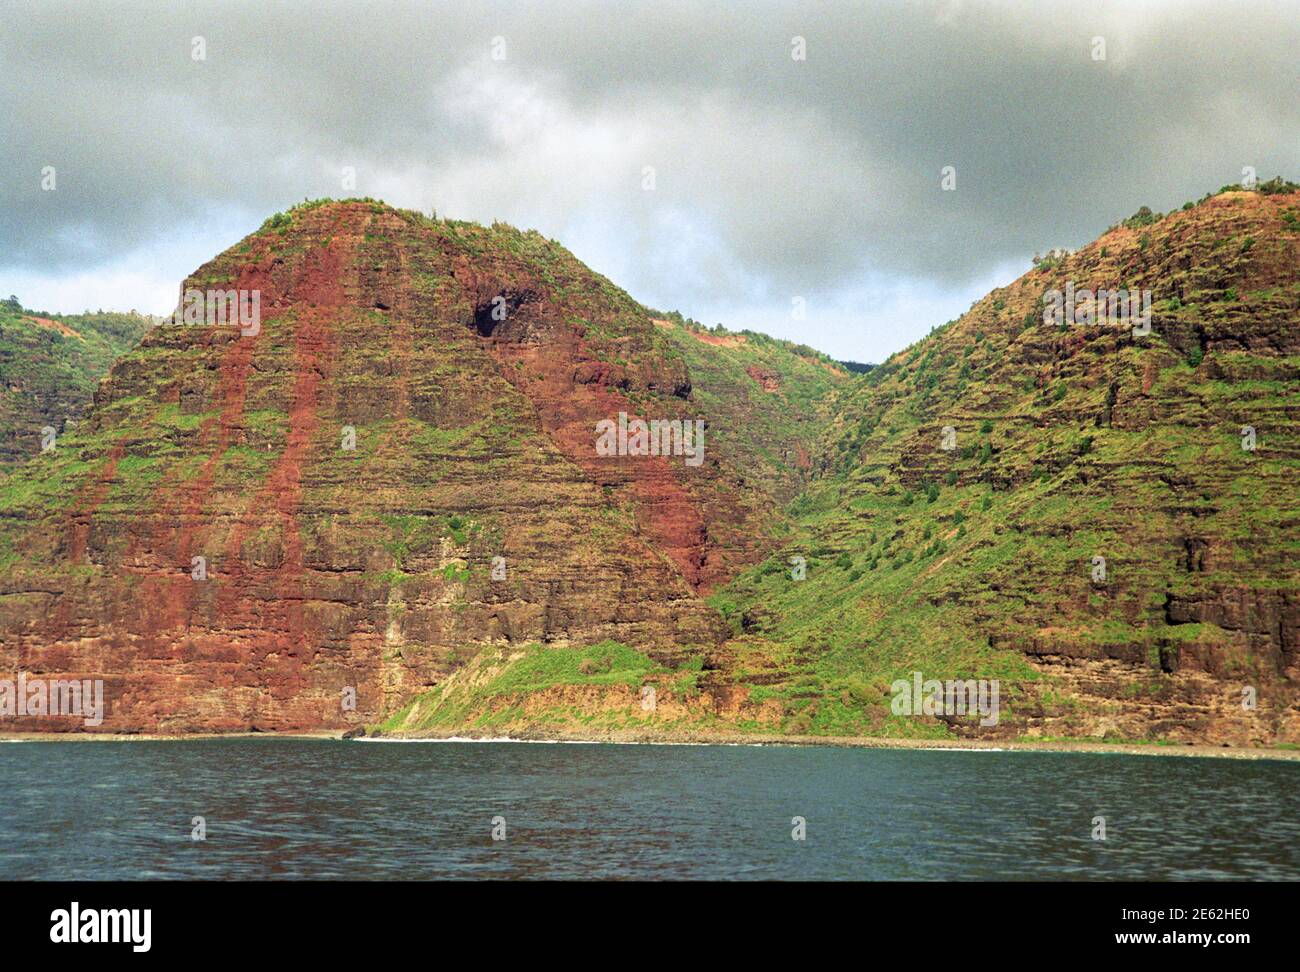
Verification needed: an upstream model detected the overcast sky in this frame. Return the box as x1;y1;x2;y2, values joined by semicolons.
2;0;1297;362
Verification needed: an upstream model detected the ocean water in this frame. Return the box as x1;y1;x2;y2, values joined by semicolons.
1;738;1296;880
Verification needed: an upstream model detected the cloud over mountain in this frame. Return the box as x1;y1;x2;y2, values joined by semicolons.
3;0;1298;359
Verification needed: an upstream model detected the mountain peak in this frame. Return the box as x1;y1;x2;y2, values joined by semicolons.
0;199;848;732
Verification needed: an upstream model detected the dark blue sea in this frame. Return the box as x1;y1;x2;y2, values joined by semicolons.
2;739;1296;880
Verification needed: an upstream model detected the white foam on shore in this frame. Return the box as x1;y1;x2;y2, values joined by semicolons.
355;736;757;747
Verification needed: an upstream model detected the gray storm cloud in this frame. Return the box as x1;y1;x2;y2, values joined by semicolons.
2;0;1297;360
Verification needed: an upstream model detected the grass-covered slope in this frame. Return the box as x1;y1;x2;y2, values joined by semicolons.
708;187;1300;746
0;300;152;468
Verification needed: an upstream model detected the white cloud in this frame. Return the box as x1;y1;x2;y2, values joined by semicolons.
2;0;1297;362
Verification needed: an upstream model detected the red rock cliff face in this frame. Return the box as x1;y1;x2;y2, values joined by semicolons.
0;202;795;732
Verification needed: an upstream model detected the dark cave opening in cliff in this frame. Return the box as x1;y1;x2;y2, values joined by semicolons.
472;298;502;337
472;289;540;337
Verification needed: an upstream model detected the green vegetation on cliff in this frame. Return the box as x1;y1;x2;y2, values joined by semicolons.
708;188;1300;745
651;311;846;506
0;300;153;468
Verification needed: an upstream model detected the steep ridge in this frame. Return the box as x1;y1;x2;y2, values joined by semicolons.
0;200;845;732
650;313;847;508
0;302;152;469
713;188;1300;746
